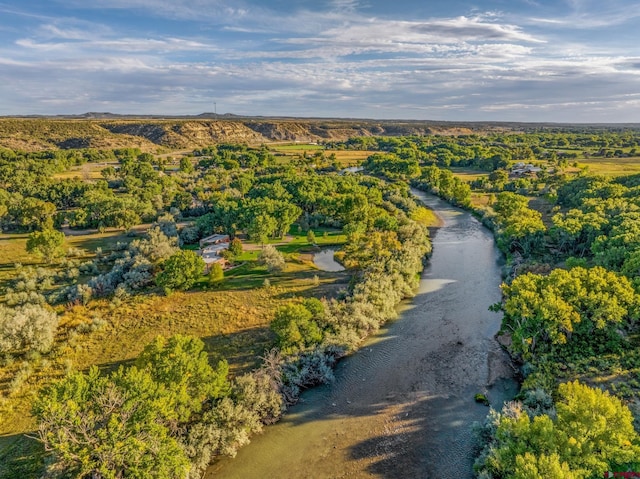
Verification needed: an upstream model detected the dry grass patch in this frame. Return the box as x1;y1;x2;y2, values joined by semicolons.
572;157;640;176
449;166;489;183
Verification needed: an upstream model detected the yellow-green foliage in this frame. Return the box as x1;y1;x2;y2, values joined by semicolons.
410;206;440;227
481;381;640;479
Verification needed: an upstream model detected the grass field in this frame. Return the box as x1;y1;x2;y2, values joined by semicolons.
572;157;640;176
270;143;323;151
52;161;119;180
449;166;489;183
269;144;373;167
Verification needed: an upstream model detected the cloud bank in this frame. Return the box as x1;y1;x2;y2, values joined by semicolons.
0;0;638;121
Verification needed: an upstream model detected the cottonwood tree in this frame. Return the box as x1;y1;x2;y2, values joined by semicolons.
497;266;640;359
156;250;205;293
137;335;230;422
33;366;191;479
271;302;324;352
478;381;640;479
26;228;65;262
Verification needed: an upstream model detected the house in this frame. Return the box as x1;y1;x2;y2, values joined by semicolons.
198;234;231;267
510;163;543;177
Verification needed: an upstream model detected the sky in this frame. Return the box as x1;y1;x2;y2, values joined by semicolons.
0;0;639;122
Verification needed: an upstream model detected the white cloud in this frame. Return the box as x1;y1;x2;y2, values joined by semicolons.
0;1;638;121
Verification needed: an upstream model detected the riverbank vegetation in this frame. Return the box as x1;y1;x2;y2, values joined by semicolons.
328;130;640;477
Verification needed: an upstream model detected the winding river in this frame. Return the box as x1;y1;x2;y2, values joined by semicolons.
208;190;517;479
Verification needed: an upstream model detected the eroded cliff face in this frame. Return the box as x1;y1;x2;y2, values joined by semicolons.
0;118;478;151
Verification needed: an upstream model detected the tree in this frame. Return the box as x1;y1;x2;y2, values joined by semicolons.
208;263;224;285
247;214;277;244
172;191;193;212
228;237;243;256
136;335;230;422
179;157;194;173
33;366;190;479
497;266;640;359
12;197;57;231
478;381;640;479
156;250;205;293
307;229;316;245
258;244;285;273
271;302;324;351
26;228;65;262
555;381;639;474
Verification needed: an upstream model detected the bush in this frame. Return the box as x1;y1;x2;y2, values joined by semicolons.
258;244;285;273
0;304;58;354
208;263;224;285
129;227;179;263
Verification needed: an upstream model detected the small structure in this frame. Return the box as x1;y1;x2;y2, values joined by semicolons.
510;163;543;177
198;234;231;268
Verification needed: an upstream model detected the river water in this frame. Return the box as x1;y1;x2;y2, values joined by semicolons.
208;190;517;479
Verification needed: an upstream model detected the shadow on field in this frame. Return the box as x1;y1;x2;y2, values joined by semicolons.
0;433;45;479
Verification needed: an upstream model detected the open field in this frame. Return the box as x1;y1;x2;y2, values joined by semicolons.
573;156;640;176
449;166;489;183
270;143;323;151
51;161;119;180
269;143;374;167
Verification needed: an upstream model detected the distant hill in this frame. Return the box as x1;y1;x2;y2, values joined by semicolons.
0;115;639;152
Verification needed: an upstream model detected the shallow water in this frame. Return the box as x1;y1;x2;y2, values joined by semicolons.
313;248;345;272
208;190;517;479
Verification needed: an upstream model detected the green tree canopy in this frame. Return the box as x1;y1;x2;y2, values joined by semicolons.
479;381;640;479
26;228;65;262
136;335;230;422
33;366;190;479
271;300;325;352
156;250;205;293
498;266;640;359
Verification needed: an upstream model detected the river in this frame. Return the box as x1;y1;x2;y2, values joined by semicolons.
208;189;517;479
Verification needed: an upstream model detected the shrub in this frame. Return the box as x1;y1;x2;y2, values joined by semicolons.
258;244;285;273
0;304;58;354
129;227;179;263
208;263;224;285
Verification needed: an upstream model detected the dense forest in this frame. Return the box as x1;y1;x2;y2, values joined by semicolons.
3;128;640;477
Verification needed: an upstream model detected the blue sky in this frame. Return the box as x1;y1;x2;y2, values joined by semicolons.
1;0;639;121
